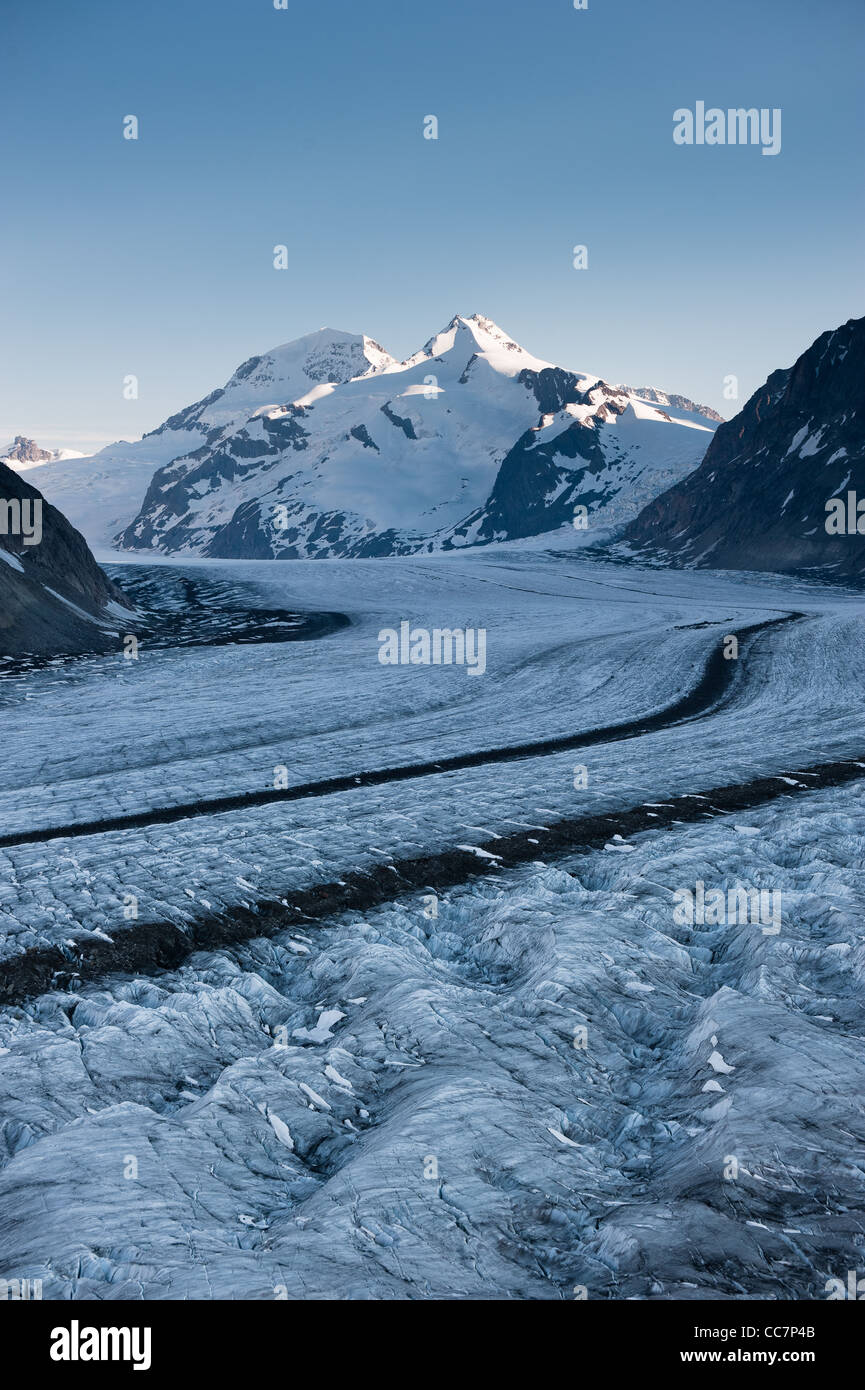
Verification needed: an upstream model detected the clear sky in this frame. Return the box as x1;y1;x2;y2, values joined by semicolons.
1;0;862;452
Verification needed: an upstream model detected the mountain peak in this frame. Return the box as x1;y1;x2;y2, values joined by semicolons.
234;328;397;388
2;435;52;464
408;312;553;375
153;329;402;434
1;436;85;470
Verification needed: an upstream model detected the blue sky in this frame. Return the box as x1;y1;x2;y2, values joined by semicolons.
1;0;862;451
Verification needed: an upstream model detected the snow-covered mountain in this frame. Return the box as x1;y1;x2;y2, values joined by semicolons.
115;315;717;558
622;316;865;577
1;436;85;470
33;315;718;558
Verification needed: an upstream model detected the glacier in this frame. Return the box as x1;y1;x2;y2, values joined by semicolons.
0;543;863;1299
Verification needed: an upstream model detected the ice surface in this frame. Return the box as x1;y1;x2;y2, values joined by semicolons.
0;546;862;1299
0;779;863;1299
0;550;861;961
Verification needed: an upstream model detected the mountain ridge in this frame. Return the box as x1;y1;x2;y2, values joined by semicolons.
620;316;865;578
